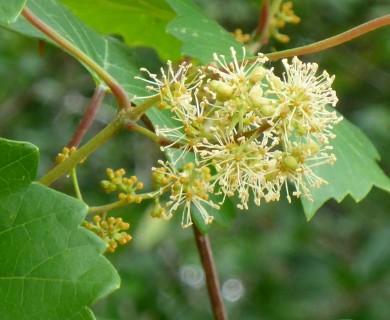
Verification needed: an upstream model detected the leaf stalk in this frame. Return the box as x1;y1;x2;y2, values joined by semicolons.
21;6;130;108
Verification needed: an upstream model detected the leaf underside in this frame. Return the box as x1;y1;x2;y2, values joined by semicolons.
166;0;246;64
59;0;182;61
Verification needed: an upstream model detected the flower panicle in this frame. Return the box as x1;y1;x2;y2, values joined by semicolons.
137;47;342;227
83;215;132;253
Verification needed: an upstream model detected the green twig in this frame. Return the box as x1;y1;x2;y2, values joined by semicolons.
70;167;83;200
88;200;128;214
126;122;186;149
39;114;128;186
21;6;130;108
129;123;161;143
264;14;390;61
88;190;162;214
129;96;160;121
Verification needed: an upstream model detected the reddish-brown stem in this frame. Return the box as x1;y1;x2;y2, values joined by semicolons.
265;14;390;61
21;6;130;108
256;0;270;44
67;85;106;148
140;114;156;133
193;225;227;320
38;40;45;57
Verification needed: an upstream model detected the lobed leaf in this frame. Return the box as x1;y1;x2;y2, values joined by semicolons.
301;117;390;220
2;0;147;98
59;0;182;61
0;139;120;319
166;0;245;64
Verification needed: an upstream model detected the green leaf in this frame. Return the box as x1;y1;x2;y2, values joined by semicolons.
0;139;120;319
0;138;38;194
59;0;181;61
0;0;26;24
166;0;246;64
2;0;175;136
301;117;390;220
3;0;148;98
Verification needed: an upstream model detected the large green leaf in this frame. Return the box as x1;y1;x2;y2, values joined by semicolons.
0;138;120;319
1;0;177;133
3;0;148;98
166;0;245;64
59;0;181;60
0;0;26;24
301;117;390;220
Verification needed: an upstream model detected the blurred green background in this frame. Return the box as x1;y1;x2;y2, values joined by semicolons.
1;0;390;319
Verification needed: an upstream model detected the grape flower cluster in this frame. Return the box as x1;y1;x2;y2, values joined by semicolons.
137;47;342;227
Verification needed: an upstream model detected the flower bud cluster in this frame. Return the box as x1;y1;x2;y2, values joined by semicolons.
152;161;218;227
83;215;132;253
55;146;86;164
269;1;301;43
137;46;342;226
100;168;144;203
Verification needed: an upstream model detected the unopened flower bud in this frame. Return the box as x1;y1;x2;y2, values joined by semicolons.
260;104;276;117
209;80;234;101
282;155;299;171
249;66;267;83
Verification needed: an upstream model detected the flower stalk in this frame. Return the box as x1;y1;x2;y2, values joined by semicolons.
265;14;390;61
